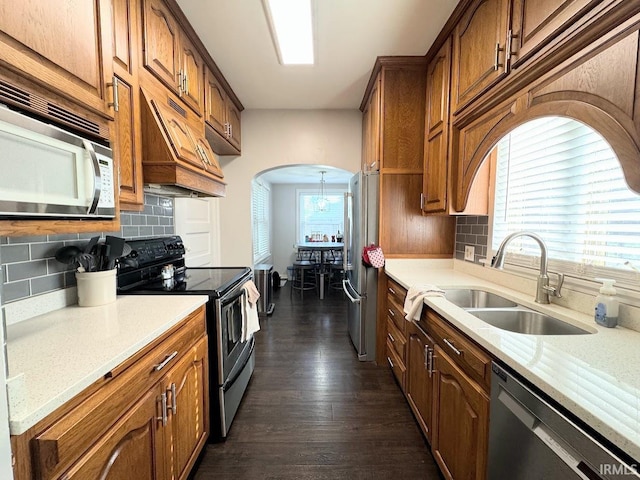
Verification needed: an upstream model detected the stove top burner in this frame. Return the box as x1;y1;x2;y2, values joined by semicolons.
116;236;251;297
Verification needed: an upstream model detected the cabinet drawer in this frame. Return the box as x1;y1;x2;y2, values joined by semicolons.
387;277;407;306
386;296;406;336
32;306;206;480
386;317;406;362
426;310;491;391
386;338;406;391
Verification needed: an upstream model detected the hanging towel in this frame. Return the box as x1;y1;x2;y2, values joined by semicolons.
241;280;261;342
403;284;445;321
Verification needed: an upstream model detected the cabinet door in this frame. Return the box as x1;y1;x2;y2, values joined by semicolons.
362;77;381;171
0;0;113;116
165;336;208;480
179;33;203;116
432;346;489;480
423;37;452;214
407;324;435;443
227;102;242;151
109;0;144;209
204;68;228;137
62;387;165;480
152;99;204;170
196;136;224;179
510;0;600;69
142;0;179;94
450;0;510;114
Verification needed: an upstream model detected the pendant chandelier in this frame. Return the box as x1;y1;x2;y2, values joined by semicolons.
316;171;328;212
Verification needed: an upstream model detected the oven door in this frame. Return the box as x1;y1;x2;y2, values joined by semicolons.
217;285;249;383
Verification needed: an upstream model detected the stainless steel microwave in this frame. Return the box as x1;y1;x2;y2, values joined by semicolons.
0;105;116;219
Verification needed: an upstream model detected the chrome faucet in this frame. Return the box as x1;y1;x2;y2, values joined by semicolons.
491;231;564;304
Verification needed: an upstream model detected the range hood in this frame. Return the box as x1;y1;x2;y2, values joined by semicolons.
140;88;226;198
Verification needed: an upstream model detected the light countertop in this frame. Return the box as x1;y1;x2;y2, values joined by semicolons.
6;295;208;435
385;259;640;462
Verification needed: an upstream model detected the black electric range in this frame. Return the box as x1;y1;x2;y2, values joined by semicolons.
117;236;255;441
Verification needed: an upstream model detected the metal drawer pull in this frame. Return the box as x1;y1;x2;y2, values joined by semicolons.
170;383;177;414
443;338;462;356
154;351;178;371
388;332;395;343
388;308;395;317
427;348;435;377
387;357;395;369
158;392;168;426
388;287;396;295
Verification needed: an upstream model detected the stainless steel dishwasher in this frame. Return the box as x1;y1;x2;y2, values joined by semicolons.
488;362;639;480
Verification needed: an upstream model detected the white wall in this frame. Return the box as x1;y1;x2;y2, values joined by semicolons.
271;183;348;277
218;109;361;267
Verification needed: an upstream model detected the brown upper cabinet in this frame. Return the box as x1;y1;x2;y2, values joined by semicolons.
360;58;427;173
109;0;145;210
204;67;242;155
422;37;491;216
142;0;203;116
361;76;381;171
509;0;602;69
450;0;602;115
0;0;114;119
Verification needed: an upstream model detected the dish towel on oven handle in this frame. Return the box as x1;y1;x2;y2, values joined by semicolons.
241;280;261;342
403;284;445;321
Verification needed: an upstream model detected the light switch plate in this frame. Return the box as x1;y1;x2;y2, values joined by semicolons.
464;245;475;262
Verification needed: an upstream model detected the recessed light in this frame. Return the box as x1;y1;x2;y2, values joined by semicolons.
264;0;314;65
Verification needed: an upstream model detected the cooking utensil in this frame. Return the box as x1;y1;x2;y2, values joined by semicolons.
54;245;82;265
84;236;100;254
105;236;126;270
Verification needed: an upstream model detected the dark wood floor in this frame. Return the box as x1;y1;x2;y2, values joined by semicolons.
193;282;441;479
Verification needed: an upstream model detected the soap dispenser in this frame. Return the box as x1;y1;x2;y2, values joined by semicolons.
594;278;619;328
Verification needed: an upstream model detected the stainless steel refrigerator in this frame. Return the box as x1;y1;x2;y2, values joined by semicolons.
342;171;379;361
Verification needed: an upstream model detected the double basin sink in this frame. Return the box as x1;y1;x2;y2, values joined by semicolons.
443;289;592;335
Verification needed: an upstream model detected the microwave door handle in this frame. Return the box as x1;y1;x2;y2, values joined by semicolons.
83;140;102;214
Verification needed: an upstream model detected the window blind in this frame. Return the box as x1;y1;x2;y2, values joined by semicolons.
252;180;270;262
492;116;640;287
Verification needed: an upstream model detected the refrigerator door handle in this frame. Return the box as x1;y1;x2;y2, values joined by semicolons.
343;279;361;304
343;192;352;271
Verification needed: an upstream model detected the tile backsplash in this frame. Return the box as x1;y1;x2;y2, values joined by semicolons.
0;194;174;304
455;215;489;264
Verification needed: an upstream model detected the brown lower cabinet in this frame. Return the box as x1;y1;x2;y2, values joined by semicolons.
386;275;491;480
12;306;208;480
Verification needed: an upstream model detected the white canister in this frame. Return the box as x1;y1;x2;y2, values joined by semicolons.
75;269;117;307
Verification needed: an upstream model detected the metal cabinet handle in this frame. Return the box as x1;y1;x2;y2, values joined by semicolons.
388;332;395;343
387;356;395;369
388;287;396;295
177;71;183;95
494;42;503;71
505;29;516;72
428;348;435;377
154;351;178;371
107;76;119;112
424;345;429;369
388;308;395;317
170;383;177;415
229;123;233;138
443;338;462;356
158;392;168;426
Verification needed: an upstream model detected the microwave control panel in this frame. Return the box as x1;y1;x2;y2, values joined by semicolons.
97;156;115;208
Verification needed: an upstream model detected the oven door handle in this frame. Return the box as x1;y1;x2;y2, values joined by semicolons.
222;336;255;392
221;286;247;308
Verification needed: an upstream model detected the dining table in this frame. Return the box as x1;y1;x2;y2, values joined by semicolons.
295;242;344;299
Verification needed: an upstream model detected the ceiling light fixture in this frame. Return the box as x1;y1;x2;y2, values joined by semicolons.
263;0;314;65
316;171;328;212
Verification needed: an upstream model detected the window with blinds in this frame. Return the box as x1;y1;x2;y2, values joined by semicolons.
252;180;270;262
297;189;345;242
492;116;640;288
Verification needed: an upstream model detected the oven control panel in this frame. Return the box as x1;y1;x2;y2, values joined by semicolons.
122;236;185;268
